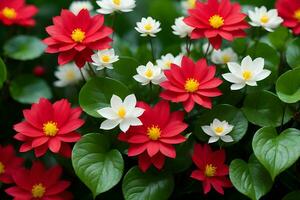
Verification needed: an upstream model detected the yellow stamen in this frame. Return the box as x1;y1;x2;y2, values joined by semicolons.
214;127;224;136
118;107;126;118
242;70;252;81
43;121;59;137
144;23;153;31
65;70;76;81
71;28;85;43
145;69;153;78
113;0;121;6
294;9;300;21
31;183;46;198
0;162;5;174
2;7;17;19
101;55;111;63
165;61;172;68
187;0;197;9
147;125;161;140
222;54;231;63
205;164;217;177
209;15;224;29
260;15;269;23
184;78;200;93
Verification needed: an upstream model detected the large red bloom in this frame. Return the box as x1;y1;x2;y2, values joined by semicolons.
191;144;232;194
0;145;24;184
118;101;187;172
5;161;72;199
184;0;249;49
13;98;85;158
276;0;300;35
160;56;222;112
0;0;38;27
44;9;113;68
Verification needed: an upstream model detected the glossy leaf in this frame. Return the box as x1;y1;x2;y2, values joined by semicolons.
0;57;7;89
286;38;300;69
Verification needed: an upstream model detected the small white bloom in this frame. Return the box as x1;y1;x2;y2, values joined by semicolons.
54;63;88;87
156;53;182;70
172;17;194;38
135;17;161;37
91;49;119;70
96;0;136;14
211;48;238;65
202;42;213;55
133;62;164;85
248;6;283;32
181;0;197;11
69;1;94;15
98;94;144;132
222;56;271;90
201;119;234;144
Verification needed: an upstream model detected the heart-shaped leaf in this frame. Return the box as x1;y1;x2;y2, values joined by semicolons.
252;127;300;180
72;133;124;198
122;166;174;200
229;155;273;200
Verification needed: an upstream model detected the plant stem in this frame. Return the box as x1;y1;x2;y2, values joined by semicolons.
204;42;211;58
87;63;96;77
186;37;191;56
149;37;155;62
78;68;86;82
280;104;287;131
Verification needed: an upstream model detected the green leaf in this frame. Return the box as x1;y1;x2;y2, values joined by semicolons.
276;68;300;103
242;91;292;127
229;155;273;200
9;74;52;104
252;127;300;180
283;191;300;200
122;166;174;200
79;77;130;118
193;104;248;145
4;35;46;61
0;57;7;89
268;27;290;50
72;133;124;198
286;38;300;69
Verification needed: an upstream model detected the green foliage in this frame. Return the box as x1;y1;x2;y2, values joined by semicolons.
0;57;7;89
286;38;300;69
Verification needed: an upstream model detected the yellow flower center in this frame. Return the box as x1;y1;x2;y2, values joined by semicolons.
2;7;17;19
214;126;224;136
118;107;126;118
260;14;269;23
184;78;200;93
205;164;217;177
101;55;111;63
145;69;153;78
222;54;231;63
65;70;76;81
144;23;153;31
147;125;161;140
0;162;5;175
209;15;224;29
242;70;252;81
294;9;300;21
31;183;46;198
187;0;196;9
113;0;121;6
71;28;86;43
43;121;59;137
165;61;172;68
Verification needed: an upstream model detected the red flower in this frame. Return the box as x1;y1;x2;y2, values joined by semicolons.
0;145;24;184
0;0;38;27
160;56;222;112
5;161;72;199
191;144;232;194
184;0;249;49
13;98;85;158
276;0;300;35
118;101;187;172
44;9;112;68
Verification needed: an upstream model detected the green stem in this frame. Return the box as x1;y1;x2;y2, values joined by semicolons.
186;37;191;56
149;37;155;62
204;42;211;58
87;63;96;77
78;68;86;82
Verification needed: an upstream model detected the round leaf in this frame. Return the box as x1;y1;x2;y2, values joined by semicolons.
0;57;7;89
193;104;248;145
4;35;46;61
268;27;290;50
286;38;300;69
229;155;273;200
276;68;300;103
72;133;124;198
252;127;300;180
79;77;130;118
9;74;52;104
242;91;293;127
122;166;174;200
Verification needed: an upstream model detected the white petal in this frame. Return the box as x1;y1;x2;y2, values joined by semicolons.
221;135;234;143
252;57;264;73
123;94;136;112
208;137;219;143
230;83;246;90
222;73;243;83
255;70;271;81
100;119;119;130
201;126;216;136
110;95;123;110
97;107;118;120
131;107;145;117
241;56;253;70
227;62;242;75
119;119;132;132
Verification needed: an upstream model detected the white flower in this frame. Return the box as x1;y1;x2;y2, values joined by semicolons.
54;63;88;87
181;0;197;11
156;53;182;70
91;49;119;70
135;17;161;37
98;94;144;132
133;62;164;85
69;1;94;15
211;48;238;65
201;119;234;143
248;6;283;32
96;0;136;14
202;42;213;55
222;56;271;90
172;17;194;38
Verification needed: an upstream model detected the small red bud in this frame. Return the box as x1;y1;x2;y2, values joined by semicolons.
33;65;46;76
